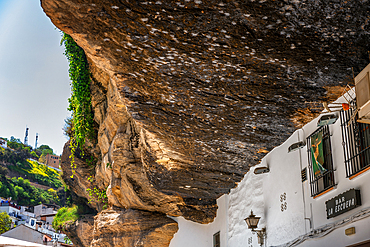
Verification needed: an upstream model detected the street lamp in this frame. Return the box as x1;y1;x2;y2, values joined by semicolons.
244;210;266;246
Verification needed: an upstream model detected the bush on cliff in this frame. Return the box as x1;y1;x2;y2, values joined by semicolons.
52;205;79;231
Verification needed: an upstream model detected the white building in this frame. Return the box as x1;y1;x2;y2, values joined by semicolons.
0;202;67;245
0;202;22;228
0;203;21;215
169;65;370;247
0;235;45;247
0;138;7;149
1;224;68;246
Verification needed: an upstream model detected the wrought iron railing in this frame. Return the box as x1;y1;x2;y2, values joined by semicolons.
340;107;370;178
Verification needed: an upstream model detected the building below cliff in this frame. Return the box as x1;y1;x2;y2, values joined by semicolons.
0;202;69;246
0;138;7;149
0;235;45;247
169;64;370;247
44;154;60;170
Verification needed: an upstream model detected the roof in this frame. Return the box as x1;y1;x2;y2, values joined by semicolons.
0;236;45;247
1;224;44;238
39;213;57;217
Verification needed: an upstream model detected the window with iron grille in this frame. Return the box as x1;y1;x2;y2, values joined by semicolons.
340;106;370;178
307;125;335;197
301;167;307;182
213;231;220;247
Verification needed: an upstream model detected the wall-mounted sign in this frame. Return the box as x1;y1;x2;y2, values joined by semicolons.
325;189;361;219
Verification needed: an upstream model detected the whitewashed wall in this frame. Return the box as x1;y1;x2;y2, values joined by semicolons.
262;131;307;246
227;163;265;247
227;92;370;247
169;195;229;247
227;131;307;247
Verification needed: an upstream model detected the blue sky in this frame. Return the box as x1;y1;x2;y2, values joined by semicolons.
0;0;71;155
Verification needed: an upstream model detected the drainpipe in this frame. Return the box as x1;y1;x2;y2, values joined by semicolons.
298;128;311;233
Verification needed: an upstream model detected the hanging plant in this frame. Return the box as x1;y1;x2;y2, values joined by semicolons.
61;33;95;178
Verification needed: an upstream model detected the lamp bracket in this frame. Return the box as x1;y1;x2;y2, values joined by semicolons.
252;227;266;237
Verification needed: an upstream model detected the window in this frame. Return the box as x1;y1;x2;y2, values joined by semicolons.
213;231;220;247
307;125;335;197
340;106;370;178
301;167;307;182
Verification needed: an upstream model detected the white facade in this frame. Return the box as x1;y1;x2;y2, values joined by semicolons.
169;88;370;247
33;204;58;218
1;224;66;246
24;217;67;243
20;206;36;218
170;195;229;247
0;236;45;247
0;205;21;215
0;138;7;149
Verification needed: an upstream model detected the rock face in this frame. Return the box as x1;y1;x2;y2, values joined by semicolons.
42;0;370;246
62;215;95;247
91;208;178;247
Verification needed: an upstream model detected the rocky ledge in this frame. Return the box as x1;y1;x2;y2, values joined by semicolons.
42;0;369;246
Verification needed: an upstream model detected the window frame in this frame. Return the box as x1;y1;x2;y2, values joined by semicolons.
307;125;335;197
213;231;220;247
340;106;370;178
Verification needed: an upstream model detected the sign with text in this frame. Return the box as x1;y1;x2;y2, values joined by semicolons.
325;189;361;219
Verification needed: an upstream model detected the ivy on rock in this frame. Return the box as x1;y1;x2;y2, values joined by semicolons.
61;33;95;177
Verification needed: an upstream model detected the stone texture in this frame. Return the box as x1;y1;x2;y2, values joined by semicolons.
42;0;370;246
91;208;178;247
63;215;95;247
61;141;102;211
62;210;177;247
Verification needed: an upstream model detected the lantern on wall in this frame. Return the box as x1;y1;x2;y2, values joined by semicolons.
244;210;266;246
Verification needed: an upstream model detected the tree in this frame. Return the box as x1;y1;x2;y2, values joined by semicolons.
47;188;59;202
63;117;74;139
36;145;54;155
14;185;24;200
7;137;23;150
0;166;7;178
37;145;54;164
10;136;21;143
0;212;12;234
30;151;39;159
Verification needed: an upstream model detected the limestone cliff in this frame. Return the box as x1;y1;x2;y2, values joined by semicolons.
41;0;370;246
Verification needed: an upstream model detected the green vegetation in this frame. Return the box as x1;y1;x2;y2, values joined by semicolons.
36;144;54;164
52;205;79;231
0;137;34;165
0;138;62;189
61;33;95;177
27;160;62;188
0;212;12;234
0;137;65;206
64;236;72;245
0;175;62;206
86;186;108;209
59;33;105;212
7;159;62;189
